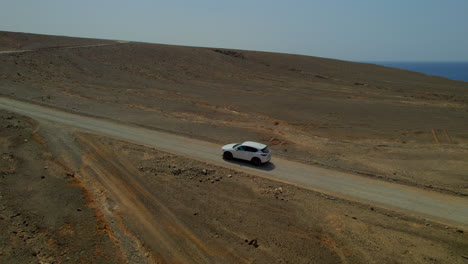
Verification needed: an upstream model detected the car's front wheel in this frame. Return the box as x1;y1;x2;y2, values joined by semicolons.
251;157;261;166
223;151;233;160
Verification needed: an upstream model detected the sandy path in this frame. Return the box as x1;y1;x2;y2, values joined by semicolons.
1;96;467;228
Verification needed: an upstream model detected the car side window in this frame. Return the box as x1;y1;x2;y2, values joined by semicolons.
237;146;246;151
246;147;258;152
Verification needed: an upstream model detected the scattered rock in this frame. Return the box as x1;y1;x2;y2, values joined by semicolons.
213;49;245;59
171;169;182;175
456;229;464;233
320;193;336;200
227;174;232;178
10;213;21;218
246;239;259;248
1;153;14;160
315;75;329;79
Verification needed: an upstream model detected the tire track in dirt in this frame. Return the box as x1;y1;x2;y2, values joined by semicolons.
75;134;234;263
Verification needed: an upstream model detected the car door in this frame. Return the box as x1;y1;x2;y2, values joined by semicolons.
235;146;249;160
245;146;259;161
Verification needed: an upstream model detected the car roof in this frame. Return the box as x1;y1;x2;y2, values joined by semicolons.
241;141;267;150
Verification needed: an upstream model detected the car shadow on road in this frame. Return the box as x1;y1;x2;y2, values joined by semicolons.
223;158;276;171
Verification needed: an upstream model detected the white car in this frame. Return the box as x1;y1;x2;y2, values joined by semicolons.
221;141;271;166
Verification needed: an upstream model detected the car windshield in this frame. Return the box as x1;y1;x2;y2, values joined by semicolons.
233;143;241;148
261;147;270;153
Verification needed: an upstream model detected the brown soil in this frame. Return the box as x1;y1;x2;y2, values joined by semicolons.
0;31;116;51
0;111;123;263
1;110;467;263
1;32;468;263
1;31;467;195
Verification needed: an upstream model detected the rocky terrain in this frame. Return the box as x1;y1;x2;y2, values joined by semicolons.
1;31;467;263
0;31;115;51
1;31;467;195
1;110;467;263
0;111;122;263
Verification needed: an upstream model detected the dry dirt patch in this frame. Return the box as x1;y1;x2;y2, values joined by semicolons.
34;120;468;263
0;110;122;264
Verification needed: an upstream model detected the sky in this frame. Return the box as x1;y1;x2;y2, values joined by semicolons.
1;0;468;62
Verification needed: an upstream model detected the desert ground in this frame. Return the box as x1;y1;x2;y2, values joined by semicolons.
1;110;467;263
1;31;467;195
1;31;467;263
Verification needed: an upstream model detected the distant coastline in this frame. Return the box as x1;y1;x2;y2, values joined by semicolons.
364;61;468;82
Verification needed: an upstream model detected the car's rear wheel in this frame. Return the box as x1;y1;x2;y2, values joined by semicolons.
223;151;233;160
251;157;261;166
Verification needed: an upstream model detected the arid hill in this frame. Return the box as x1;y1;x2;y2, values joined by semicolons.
1;31;467;195
0;31;115;51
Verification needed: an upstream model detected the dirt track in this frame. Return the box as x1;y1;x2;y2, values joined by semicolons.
1;31;467;196
2;110;468;263
1;96;467;228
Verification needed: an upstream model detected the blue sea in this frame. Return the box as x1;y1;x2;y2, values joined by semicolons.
366;61;468;82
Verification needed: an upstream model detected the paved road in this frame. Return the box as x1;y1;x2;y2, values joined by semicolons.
1;97;467;228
